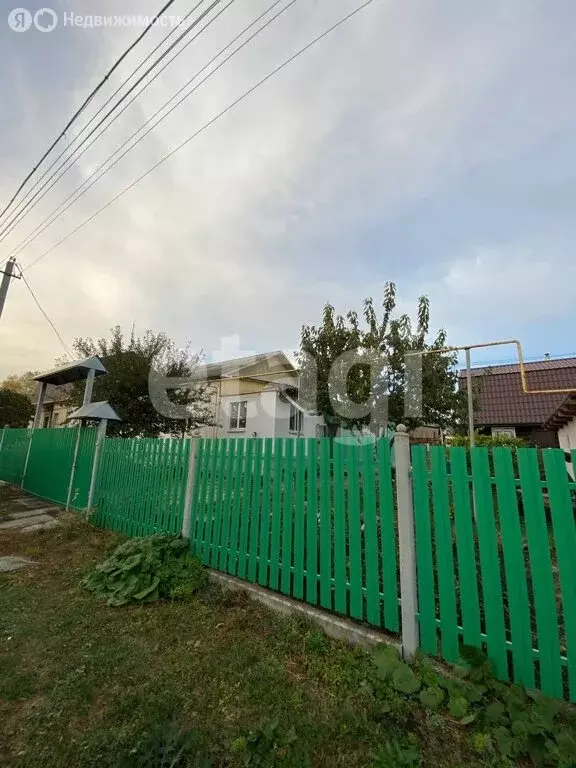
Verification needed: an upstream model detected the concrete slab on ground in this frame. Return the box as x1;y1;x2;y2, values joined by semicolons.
0;514;55;530
8;507;61;520
0;555;36;572
22;520;60;533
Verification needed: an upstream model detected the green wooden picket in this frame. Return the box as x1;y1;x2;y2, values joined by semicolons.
471;448;509;681
412;445;438;654
318;439;332;610
333;440;347;614
281;439;294;595
493;448;534;689
305;439;318;605
543;450;576;702
292;441;305;599
248;440;263;583
450;448;482;648
378;439;399;632
347;442;363;620
228;440;245;575
361;442;380;626
258;439;273;586
269;439;283;590
430;447;459;663
517;449;563;699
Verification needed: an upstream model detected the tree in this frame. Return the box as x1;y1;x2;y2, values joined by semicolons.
0;388;34;427
299;282;466;435
69;326;215;438
0;371;39;400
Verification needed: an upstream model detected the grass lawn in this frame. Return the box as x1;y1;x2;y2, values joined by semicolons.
0;506;569;767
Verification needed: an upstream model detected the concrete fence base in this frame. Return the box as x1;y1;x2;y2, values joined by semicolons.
208;569;401;652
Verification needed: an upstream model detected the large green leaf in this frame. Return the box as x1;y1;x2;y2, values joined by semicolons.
392;664;421;695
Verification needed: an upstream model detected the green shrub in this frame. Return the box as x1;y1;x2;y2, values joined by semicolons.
82;536;206;606
449;432;525;448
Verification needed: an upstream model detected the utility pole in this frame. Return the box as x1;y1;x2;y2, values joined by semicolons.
0;258;19;321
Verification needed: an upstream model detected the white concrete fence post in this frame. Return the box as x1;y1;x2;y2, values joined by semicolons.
181;438;198;539
394;424;419;661
21;428;34;489
65;424;82;511
86;419;107;514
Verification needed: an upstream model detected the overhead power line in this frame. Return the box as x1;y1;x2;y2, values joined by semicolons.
22;0;379;274
6;0;295;263
0;0;179;223
0;0;227;246
17;265;74;359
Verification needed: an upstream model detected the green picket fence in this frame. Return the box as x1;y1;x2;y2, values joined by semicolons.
189;437;400;633
3;427;576;703
0;428;30;485
412;445;576;703
22;427;97;508
92;437;190;536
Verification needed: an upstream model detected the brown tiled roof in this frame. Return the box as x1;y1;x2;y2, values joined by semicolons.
458;358;576;426
544;394;576;430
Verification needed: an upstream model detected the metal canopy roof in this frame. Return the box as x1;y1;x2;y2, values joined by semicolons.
67;401;121;422
33;356;107;385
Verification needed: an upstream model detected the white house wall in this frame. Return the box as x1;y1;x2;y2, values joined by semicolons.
216;390;277;438
558;418;576;452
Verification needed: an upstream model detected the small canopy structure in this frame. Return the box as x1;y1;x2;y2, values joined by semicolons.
33;356;107;386
67;401;121;422
32;356;108;428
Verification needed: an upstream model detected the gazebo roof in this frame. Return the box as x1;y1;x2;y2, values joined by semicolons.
33;356;107;386
67;401;121;422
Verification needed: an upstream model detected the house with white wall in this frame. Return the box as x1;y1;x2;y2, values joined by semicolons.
194;351;324;439
544;393;576;478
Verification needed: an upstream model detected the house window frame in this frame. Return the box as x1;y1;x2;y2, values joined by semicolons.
229;400;248;431
289;403;304;434
491;426;516;438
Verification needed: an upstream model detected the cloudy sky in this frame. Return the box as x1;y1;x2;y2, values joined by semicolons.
1;0;575;378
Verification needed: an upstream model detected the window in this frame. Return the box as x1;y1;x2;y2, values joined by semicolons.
491;426;516;438
229;400;247;430
289;403;304;434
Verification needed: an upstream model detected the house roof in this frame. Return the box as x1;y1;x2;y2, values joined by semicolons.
199;351;296;380
543;394;576;430
459;357;576;427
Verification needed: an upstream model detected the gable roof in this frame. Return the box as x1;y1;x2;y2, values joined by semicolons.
459;357;576;427
34;356;107;385
543;394;576;430
200;351;296;381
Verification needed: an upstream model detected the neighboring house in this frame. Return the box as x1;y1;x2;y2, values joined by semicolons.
543;394;576;454
194;351;325;439
459;357;576;448
32;383;73;428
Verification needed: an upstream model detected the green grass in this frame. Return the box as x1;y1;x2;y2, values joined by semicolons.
0;517;551;767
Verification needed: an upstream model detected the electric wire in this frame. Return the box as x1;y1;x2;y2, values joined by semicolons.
22;0;379;273
0;0;179;223
17;265;74;358
0;0;227;246
6;0;296;263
